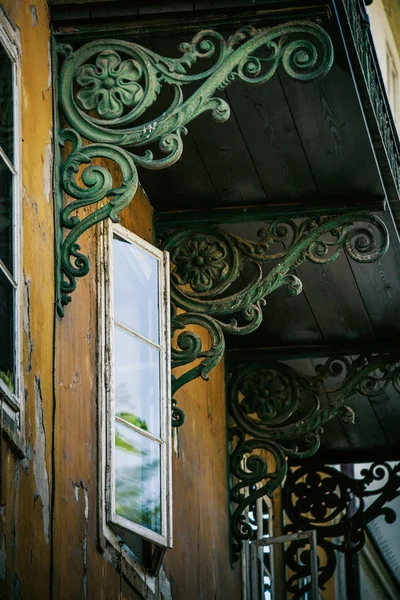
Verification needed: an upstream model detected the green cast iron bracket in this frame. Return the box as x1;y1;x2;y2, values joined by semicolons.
162;214;389;426
54;20;335;316
227;354;400;561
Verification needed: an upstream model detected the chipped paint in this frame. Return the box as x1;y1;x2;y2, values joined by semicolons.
29;4;37;27
0;534;6;580
72;481;89;599
33;376;50;544
83;485;88;600
23;272;34;374
0;506;6;581
157;565;172;600
10;572;21;600
42;136;52;203
21;442;32;474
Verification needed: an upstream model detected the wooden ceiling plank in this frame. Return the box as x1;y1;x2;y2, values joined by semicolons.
225;76;319;200
295;253;375;342
278;20;384;201
188;93;268;206
367;390;400;447
340;391;388;449
347;213;400;338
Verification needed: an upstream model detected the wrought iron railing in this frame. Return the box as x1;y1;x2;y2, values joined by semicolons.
342;0;400;199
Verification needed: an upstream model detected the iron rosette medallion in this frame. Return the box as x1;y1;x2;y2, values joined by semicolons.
283;462;400;599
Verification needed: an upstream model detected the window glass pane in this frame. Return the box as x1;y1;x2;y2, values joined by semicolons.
114;325;160;437
0;269;14;394
0;160;13;274
113;236;159;345
115;422;161;534
0;43;14;163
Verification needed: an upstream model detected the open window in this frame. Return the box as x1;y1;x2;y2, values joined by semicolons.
100;222;172;573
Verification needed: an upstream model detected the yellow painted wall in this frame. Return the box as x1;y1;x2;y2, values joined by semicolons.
0;1;53;598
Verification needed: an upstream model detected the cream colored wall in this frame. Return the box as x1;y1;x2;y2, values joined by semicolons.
368;0;400;121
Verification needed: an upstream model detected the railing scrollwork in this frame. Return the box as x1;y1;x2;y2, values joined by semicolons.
227;354;400;560
283;461;400;598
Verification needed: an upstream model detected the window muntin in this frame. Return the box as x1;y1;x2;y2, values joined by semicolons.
107;224;172;550
0;22;20;422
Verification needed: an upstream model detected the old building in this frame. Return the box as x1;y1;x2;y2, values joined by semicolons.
0;0;400;598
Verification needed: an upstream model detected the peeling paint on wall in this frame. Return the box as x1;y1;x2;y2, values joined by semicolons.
0;506;6;581
157;565;172;600
33;376;50;544
42;137;52;204
29;4;37;27
21;442;32;475
10;572;21;600
23;272;34;374
72;481;89;599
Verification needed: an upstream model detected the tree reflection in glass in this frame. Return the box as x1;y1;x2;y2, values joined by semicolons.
115;422;161;533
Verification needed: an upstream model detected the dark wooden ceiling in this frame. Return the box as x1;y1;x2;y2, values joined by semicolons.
136;15;386;213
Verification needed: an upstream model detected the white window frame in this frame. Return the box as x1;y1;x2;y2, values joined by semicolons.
0;9;22;433
100;221;172;561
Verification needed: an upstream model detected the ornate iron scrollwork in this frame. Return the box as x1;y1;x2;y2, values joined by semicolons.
227;354;400;560
283;462;400;599
344;0;400;197
55;21;335;315
163;218;389;425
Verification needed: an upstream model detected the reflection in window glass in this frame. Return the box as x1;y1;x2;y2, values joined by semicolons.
115;422;161;534
108;227;170;551
0;160;13;273
0;42;14;162
114;324;160;437
113;236;159;344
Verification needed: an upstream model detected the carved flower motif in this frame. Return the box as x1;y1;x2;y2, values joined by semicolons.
293;471;345;522
75;50;144;119
241;370;292;420
172;235;228;293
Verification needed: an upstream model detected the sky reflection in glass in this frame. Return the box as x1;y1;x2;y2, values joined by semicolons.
114;325;160;437
113;236;159;345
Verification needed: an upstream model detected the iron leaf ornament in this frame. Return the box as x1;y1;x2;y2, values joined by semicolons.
55;21;335;314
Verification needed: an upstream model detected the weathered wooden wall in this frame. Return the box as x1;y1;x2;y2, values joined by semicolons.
0;4;242;596
164;331;241;600
0;1;54;597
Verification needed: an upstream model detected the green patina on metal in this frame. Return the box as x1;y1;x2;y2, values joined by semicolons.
55;21;335;315
163;213;389;425
283;461;400;597
228;354;400;560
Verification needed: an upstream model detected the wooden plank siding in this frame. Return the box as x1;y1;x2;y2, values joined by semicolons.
0;1;54;598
